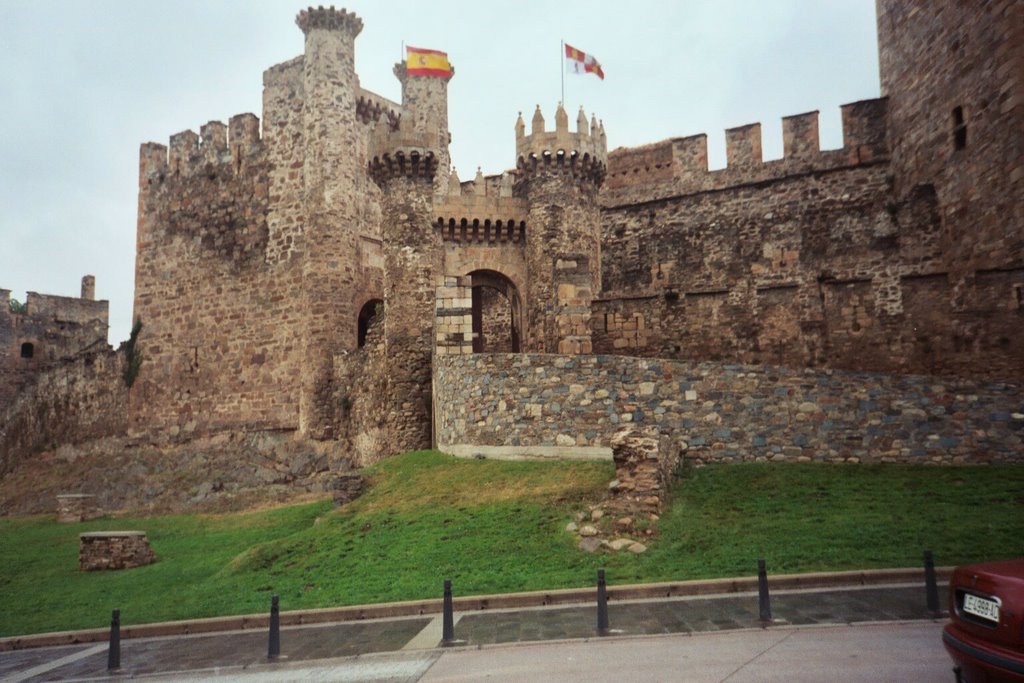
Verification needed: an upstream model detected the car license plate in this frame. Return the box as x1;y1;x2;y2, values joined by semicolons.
963;593;1000;622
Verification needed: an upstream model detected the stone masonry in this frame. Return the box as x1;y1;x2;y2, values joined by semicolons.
1;3;1021;494
434;353;1024;466
79;531;155;571
608;429;679;516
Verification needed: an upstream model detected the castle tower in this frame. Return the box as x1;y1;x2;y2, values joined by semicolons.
876;0;1023;293
515;104;607;353
369;120;443;454
394;59;453;197
295;7;364;439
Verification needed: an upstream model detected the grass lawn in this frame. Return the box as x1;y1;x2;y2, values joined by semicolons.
1;451;1022;637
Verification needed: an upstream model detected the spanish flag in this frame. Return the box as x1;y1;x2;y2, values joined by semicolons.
565;42;604;80
406;46;452;78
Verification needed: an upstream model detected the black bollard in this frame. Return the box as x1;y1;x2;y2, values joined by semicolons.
758;559;772;622
267;595;280;660
107;609;121;671
924;550;941;616
596;568;610;635
442;579;455;645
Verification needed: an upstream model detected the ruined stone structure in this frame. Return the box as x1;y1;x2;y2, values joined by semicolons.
1;2;1021;505
0;276;109;416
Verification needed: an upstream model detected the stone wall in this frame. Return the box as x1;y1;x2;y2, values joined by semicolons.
1;281;109;415
132;117;307;440
878;0;1023;287
595;97;1023;380
434;353;1024;465
0;350;128;475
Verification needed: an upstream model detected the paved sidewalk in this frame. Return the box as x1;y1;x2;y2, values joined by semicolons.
0;583;946;681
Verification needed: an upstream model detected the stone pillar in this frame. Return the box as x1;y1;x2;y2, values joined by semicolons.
515;105;606;353
295;7;364;439
435;275;474;356
607;429;679;516
370;145;441;455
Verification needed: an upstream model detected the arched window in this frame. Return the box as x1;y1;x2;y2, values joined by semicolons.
20;342;34;359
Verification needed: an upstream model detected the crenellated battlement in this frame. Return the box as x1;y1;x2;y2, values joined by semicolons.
139;113;263;182
356;90;400;128
603;98;889;204
434;174;529;245
368;114;445;188
368;148;438;186
515;104;608;170
295;5;362;36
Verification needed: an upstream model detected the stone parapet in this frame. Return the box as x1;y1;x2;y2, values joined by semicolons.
601;99;889;206
516;104;607;165
295;6;363;36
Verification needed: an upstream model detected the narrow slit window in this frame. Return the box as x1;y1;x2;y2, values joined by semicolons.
952;106;967;151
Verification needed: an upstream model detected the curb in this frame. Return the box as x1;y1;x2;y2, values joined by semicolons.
0;566;952;651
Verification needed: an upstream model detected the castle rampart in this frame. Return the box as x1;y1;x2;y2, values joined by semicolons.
602;99;889;205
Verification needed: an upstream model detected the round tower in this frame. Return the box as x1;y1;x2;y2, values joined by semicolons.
368;121;443;454
515;104;607;353
394;60;453;198
295;6;363;439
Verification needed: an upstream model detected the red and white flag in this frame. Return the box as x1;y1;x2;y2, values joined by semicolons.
564;43;604;80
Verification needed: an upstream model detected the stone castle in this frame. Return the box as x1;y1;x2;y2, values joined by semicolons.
1;2;1022;509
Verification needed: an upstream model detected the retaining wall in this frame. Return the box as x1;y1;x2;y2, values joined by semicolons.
434;353;1024;464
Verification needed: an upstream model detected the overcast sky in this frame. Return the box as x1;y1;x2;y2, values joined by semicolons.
1;1;880;345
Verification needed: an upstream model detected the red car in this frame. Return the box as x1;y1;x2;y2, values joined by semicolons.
943;558;1024;682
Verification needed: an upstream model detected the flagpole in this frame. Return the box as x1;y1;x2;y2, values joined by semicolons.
560;40;565;106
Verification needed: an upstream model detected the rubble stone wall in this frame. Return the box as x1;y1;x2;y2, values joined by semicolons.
608;430;679;516
434;353;1024;465
1;284;109;415
0;350;128;475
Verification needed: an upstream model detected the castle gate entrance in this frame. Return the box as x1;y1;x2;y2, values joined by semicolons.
467;270;521;353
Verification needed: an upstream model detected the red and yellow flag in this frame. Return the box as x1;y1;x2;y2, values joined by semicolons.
565;43;604;80
406;46;452;78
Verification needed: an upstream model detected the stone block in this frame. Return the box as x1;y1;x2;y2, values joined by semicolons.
79;531;155;571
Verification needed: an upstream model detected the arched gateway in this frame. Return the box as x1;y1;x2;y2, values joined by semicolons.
467;269;521;352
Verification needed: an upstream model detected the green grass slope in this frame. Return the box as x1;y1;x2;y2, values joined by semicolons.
1;451;1022;637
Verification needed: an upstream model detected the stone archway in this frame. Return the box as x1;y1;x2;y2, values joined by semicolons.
467;270;521;353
